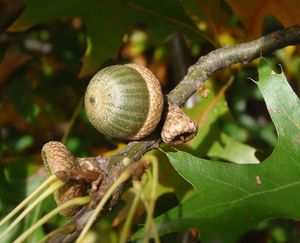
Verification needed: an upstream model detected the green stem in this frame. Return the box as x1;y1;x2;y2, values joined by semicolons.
76;170;131;243
143;155;159;243
61;97;83;144
24;198;43;243
37;224;76;243
0;175;57;227
119;181;143;243
14;196;91;243
151;221;160;243
0;180;64;240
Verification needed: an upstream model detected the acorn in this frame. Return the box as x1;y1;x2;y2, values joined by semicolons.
84;64;164;140
85;63;198;144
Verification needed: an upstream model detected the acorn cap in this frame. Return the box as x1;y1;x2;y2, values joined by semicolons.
125;64;163;139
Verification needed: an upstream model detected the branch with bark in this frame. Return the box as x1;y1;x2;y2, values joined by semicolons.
47;24;300;242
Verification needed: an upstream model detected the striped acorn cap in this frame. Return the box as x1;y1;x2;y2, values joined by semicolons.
85;64;164;140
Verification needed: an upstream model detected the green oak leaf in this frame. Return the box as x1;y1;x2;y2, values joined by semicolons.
208;132;260;164
182;80;229;156
182;79;259;164
149;59;300;242
9;0;199;77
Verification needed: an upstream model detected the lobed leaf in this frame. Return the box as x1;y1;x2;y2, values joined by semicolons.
142;59;300;242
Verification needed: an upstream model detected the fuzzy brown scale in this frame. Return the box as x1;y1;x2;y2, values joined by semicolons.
161;105;198;144
42;141;102;216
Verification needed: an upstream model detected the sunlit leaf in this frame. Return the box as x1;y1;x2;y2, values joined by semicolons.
208;132;259;164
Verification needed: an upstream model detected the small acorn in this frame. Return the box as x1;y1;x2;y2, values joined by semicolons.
85;64;164;140
85;63;198;143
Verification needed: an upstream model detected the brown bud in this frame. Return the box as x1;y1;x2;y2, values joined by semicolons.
161;105;198;144
42;141;78;177
41;141;101;216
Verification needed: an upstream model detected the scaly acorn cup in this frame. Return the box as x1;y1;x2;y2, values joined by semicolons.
85;63;198;143
42;141;101;216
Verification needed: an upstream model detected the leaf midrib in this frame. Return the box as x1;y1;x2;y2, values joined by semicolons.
184;179;300;216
